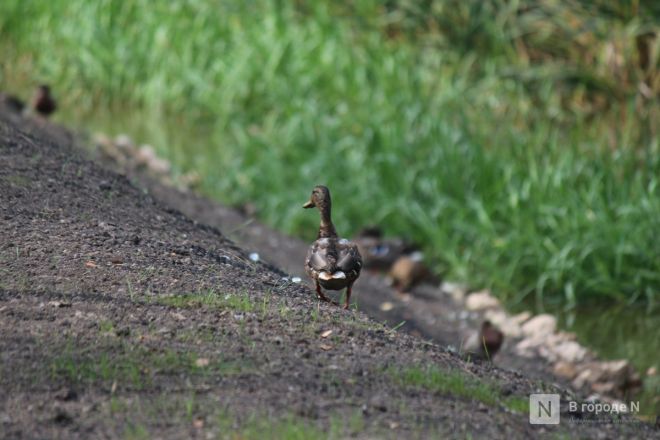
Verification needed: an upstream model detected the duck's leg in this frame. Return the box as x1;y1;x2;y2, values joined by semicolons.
315;281;331;303
315;281;340;306
343;283;354;310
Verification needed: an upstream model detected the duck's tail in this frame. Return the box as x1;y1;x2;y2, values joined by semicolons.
318;271;346;281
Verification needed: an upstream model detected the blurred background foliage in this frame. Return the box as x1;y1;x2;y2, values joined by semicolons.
0;0;658;310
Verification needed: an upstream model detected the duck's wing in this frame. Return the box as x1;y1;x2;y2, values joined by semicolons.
336;240;362;279
306;238;336;274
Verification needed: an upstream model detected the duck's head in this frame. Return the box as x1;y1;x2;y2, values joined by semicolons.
481;320;494;332
303;185;331;211
481;320;504;339
36;84;51;96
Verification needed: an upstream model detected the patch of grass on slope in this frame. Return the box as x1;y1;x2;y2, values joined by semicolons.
390;365;528;414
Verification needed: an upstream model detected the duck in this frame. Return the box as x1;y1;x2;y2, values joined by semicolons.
31;84;57;117
354;225;418;272
389;252;434;292
0;92;25;114
303;185;362;309
462;320;504;361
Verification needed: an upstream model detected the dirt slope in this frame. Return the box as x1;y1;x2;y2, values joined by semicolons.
0;107;656;439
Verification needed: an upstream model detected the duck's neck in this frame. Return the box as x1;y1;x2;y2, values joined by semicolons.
317;205;338;239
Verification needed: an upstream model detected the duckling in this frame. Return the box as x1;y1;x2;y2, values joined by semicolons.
31;84;57;117
0;92;25;114
389;252;434;292
462;320;504;361
355;226;418;271
303;185;362;309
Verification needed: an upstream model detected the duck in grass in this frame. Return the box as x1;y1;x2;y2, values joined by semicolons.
31;84;57;117
462;320;504;361
303;185;362;309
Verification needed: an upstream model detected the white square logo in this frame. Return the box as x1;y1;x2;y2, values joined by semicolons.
529;394;560;424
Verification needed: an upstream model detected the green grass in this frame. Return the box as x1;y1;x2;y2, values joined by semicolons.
153;291;256;312
115;405;369;440
390;365;528;413
218;414;328;440
0;1;658;310
50;342;243;389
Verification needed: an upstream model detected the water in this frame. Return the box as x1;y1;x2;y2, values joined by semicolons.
533;302;660;417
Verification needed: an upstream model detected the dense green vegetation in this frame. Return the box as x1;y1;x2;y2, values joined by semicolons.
1;0;658;310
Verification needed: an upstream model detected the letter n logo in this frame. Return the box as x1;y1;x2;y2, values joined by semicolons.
529;394;560;424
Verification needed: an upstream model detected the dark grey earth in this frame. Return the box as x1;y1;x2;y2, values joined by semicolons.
1;105;657;439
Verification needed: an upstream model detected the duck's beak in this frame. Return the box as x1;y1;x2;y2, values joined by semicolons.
303;200;314;209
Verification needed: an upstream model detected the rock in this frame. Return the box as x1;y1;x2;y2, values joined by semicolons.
441;282;467;303
96;134;127;165
149;156;171;175
554;361;578;379
54;387;78;402
521;314;556;337
553;340;588;363
195;358;210;367
136;144;157;167
465;290;500;311
53;409;73;425
571;360;643;398
484;309;522;338
380;302;394;312
572;369;594;390
510;311;532;325
368;394;388;412
115;327;130;337
114;134;136;152
646;366;657;376
514;337;544;358
48;300;72;308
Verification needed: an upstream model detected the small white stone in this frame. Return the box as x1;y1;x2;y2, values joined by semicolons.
484;309;521;338
380;302;394;312
465;290;500;311
510;311;532;325
521;314;557;337
553;341;588;363
249;252;260;262
291;277;302;283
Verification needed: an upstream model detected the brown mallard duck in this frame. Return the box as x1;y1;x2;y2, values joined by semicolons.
389;252;434;293
0;92;25;114
31;84;57;117
354;225;418;271
462;320;504;361
303;185;362;309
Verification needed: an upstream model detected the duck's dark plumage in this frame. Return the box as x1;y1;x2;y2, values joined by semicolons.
303;185;362;309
